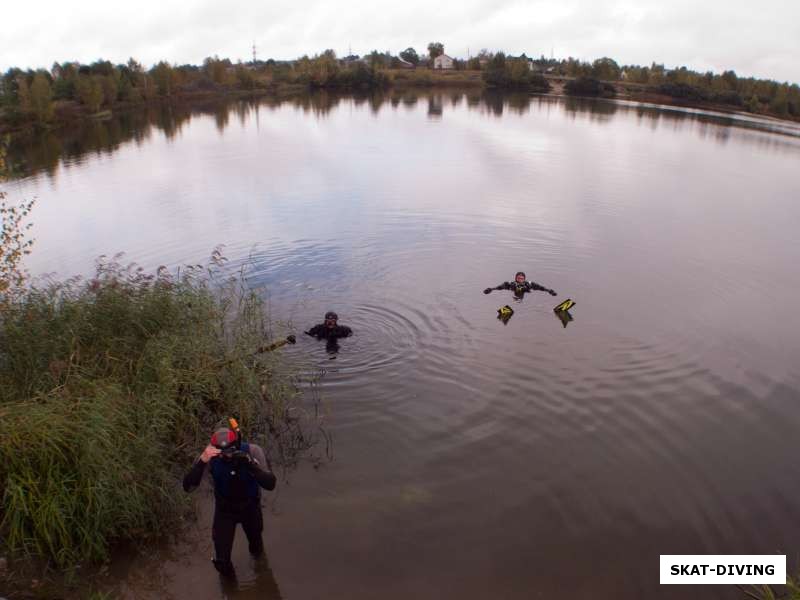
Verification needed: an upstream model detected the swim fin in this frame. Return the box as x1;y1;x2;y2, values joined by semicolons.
497;305;514;324
554;309;573;328
553;298;575;312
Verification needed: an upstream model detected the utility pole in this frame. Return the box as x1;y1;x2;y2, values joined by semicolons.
252;41;257;65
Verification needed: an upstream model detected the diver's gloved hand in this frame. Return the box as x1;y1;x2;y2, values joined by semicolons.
483;288;492;294
549;290;557;296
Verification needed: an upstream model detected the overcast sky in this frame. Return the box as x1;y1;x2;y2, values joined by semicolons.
3;0;798;83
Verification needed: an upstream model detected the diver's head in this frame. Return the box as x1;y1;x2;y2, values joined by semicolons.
210;427;240;459
515;271;526;284
324;311;339;328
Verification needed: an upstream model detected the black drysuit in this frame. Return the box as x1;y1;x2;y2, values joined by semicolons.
305;324;353;339
485;280;557;297
183;443;276;576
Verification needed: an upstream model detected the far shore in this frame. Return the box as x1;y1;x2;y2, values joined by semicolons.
2;70;797;136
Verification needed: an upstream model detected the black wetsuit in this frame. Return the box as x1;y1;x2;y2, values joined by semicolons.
183;443;276;576
485;280;556;297
305;324;353;339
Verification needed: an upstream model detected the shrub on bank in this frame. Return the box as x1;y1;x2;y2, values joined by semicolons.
564;77;617;98
0;255;300;569
482;53;552;92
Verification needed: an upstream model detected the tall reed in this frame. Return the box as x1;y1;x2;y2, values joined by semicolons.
0;253;305;569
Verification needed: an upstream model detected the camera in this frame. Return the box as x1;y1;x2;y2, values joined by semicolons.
221;448;250;463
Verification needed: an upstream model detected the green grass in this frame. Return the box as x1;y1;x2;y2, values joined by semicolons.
0;253;303;570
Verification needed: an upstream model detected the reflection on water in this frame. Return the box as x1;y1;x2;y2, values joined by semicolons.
6;90;800;181
5;90;800;600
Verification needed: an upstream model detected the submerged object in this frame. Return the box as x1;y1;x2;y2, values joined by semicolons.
553;298;576;312
497;305;514;324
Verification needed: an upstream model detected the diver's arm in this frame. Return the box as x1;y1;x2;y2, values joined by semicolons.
182;457;206;493
305;325;322;337
340;326;353;338
529;281;558;296
247;445;277;491
484;283;509;294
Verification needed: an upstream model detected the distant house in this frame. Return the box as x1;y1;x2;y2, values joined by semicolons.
620;69;629;81
433;54;454;70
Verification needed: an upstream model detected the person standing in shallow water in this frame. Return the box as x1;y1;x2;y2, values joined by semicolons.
183;427;276;578
484;271;558;299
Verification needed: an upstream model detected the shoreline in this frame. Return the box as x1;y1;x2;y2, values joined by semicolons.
2;71;798;137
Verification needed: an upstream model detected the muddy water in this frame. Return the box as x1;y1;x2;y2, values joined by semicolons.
5;91;800;599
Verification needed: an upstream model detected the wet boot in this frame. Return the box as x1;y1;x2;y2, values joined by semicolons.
212;559;236;578
248;537;264;557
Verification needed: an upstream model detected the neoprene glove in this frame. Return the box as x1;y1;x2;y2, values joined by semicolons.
483;288;492;294
549;290;557;296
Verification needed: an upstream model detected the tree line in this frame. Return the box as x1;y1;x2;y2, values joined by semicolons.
2;45;798;129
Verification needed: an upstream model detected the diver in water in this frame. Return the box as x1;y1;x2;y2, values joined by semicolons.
305;311;353;340
183;421;276;579
484;271;557;299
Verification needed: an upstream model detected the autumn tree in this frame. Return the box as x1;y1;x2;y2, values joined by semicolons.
0;138;36;304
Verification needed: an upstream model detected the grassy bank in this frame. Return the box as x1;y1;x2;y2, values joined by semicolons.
0;252;307;585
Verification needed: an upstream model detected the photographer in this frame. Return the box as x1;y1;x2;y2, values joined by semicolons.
183;425;276;578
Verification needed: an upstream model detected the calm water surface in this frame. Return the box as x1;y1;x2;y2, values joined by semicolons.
6;91;800;600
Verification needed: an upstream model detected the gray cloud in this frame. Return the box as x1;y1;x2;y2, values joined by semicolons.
2;0;798;82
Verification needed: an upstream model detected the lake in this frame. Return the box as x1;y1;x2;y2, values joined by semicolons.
5;90;800;600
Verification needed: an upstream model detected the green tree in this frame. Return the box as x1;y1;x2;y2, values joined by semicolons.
427;42;444;60
592;57;620;80
235;63;256;90
203;56;230;85
150;62;177;97
15;75;32;113
100;73;119;106
29;72;53;121
745;94;760;113
75;75;104;112
770;85;789;117
51;61;77;100
399;47;420;65
508;58;533;85
721;69;738;91
483;52;508;87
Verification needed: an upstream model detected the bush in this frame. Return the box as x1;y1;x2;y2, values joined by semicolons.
657;83;709;102
482;53;551;91
0;253;307;569
565;77;616;98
